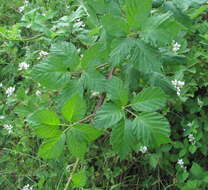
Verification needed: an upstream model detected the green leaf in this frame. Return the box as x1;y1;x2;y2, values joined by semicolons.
81;43;109;69
133;112;170;146
125;0;152;30
32;41;79;89
147;72;176;95
38;134;65;159
27;110;61;138
106;77;128;106
141;12;186;46
110;38;136;66
84;70;106;92
72;170;87;188
67;124;102;158
190;163;204;179
62;94;86;122
94;103;124;129
101;14;129;37
110;120;136;159
133;40;162;73
131;88;167;112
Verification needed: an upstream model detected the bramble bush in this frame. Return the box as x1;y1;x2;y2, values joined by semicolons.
1;0;208;189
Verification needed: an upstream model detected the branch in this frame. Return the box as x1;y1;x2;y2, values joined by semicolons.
64;158;80;190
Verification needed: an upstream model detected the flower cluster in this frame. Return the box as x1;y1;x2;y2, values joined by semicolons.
172;41;181;52
188;134;196;145
38;50;48;59
139;146;148;154
18;62;29;71
21;184;33;190
0;83;3;88
177;159;186;169
3;124;13;134
171;80;185;96
5;87;15;97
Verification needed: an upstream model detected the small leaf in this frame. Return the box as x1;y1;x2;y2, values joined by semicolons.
141;12;186;46
94;103;124;129
125;0;152;30
110;120;136;159
67;124;102;158
133;40;162;73
38;134;65;159
147;72;176;95
106;77;129;106
27;110;61;138
32;41;79;89
131;87;167;112
84;70;106;92
101;14;129;37
72;170;87;188
62;94;86;122
133;112;170;146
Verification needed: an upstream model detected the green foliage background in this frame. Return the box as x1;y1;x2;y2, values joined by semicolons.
1;0;208;189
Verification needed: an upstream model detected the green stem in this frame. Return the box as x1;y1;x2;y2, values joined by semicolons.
64;158;79;190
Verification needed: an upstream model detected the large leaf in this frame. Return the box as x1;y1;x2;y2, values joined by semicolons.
124;0;152;30
67;124;102;158
94;103;124;129
27;110;61;138
131;88;167;112
110;120;136;159
101;14;129;37
133;112;170;146
62;94;86;122
38;134;65;159
32;41;79;89
141;12;186;46
106;77;128;106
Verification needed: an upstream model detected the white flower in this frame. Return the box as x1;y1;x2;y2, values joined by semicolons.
39;50;48;56
172;41;181;52
18;62;29;71
171;80;185;96
91;91;99;98
139;146;147;154
75;18;81;22
5;87;15;97
0;115;5;120
18;6;25;13
35;90;41;96
188;134;196;145
0;83;3;87
3;124;13;134
177;159;186;169
21;184;33;190
24;0;29;5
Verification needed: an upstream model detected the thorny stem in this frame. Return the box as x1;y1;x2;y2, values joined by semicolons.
64;158;80;190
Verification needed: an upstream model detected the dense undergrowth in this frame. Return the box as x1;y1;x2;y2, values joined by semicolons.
1;0;208;189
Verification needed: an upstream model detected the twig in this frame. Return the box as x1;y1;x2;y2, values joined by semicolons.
64;158;80;190
94;67;116;111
